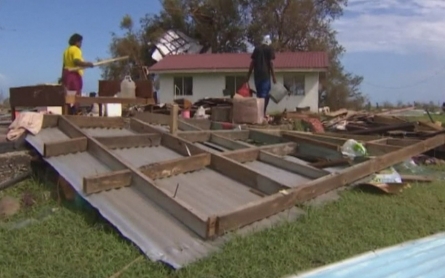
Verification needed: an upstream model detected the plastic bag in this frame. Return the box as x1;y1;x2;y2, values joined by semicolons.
237;83;252;97
341;139;367;158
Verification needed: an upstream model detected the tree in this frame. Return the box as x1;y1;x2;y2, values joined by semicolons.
102;0;367;109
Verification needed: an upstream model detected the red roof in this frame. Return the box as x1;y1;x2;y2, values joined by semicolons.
149;51;329;72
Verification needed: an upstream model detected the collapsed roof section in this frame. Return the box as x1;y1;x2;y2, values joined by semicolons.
150;30;208;62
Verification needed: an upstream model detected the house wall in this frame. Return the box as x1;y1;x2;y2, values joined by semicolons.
157;71;320;113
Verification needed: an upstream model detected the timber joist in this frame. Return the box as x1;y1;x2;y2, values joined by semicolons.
31;113;445;239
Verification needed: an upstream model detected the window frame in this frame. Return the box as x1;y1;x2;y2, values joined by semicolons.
224;75;245;96
283;73;306;96
173;76;193;96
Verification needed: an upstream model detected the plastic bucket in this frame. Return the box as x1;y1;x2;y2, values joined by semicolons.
181;110;190;119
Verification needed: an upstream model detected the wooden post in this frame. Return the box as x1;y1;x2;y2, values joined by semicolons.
170;104;179;135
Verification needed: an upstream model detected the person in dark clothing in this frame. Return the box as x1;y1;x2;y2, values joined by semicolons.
247;35;277;114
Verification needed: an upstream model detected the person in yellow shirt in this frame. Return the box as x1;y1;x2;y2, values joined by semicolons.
61;33;94;114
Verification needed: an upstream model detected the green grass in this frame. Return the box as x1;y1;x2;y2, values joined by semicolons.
1;176;445;278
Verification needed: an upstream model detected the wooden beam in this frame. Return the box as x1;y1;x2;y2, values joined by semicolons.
281;132;340;151
318;132;381;142
249;130;286;145
285;131;348;145
170;104;179;135
83;169;132;195
223;143;298;163
59;116;212;239
386;138;421;146
130;118;207;156
95;134;161;149
365;142;402;155
210;154;289;195
258;151;329;179
140;153;211;180
183;118;212;130
43;137;87;157
214;134;445;236
64;115;125;128
178;131;211;142
135;112;170;125
309;158;352;169
177;130;250;142
210;134;253;150
42;115;59;128
178;120;202;131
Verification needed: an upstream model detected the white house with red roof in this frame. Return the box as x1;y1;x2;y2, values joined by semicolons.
149;52;329;113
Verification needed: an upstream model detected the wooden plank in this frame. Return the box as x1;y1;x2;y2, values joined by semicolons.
249;130;286;144
318;132;382;141
386;138;421;146
130;118;207;156
284;131;348;145
210;134;253;150
43;137;87;157
83;169;132;195
10;85;66;107
178;120;202;131
178;131;212;142
223;143;297;163
365;142;402;155
281;132;340;151
64;115;125;128
140;153;210;180
210;154;288;195
42;115;59;128
95;134;161;149
59;116;211;239
258;151;329;179
309;158;352;169
214;135;445;236
177;130;249;142
135;112;170;125
183;118;212;130
170;104;179;135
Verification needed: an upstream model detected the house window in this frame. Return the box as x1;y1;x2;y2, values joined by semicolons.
283;73;305;96
173;76;193;96
224;76;245;96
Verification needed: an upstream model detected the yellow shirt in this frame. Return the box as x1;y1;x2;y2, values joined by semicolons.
63;45;84;75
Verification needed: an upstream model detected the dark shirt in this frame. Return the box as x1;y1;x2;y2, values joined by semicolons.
251;45;275;82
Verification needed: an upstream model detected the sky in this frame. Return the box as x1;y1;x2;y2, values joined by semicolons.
0;0;444;104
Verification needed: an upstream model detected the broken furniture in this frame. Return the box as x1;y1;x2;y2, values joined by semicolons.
9;85;156;119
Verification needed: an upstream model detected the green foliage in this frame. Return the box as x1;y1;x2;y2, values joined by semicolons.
102;0;367;109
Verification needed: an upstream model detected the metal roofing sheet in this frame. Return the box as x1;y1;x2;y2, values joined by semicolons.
286;232;445;278
194;142;230;153
245;161;311;188
156;169;261;216
27;127;70;153
82;128;137;137
149;52;329;72
26;129;304;268
112;146;181;168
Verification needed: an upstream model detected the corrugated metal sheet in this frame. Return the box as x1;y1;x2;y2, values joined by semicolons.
156;169;261;215
82;128;137;137
245;161;311;188
26;129;304;268
28;127;69;152
113;146;181;167
286;232;445;278
149;52;329;72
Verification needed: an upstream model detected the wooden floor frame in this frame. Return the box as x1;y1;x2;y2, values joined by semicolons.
37;114;445;239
